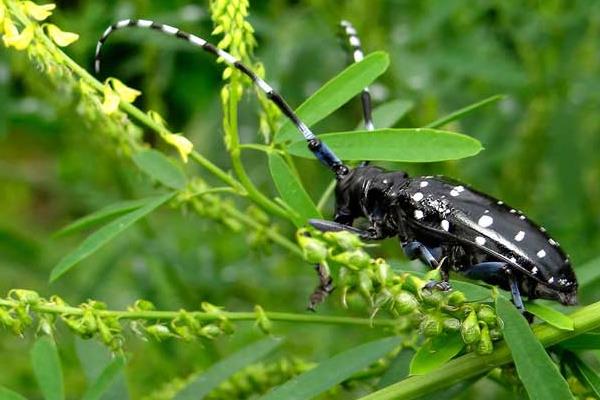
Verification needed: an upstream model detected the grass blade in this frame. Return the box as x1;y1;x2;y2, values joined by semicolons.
355;99;414;131
82;356;126;400
132;149;187;190
53;198;152;238
0;387;27;400
50;193;174;282
30;337;64;400
376;348;414;389
567;353;600;397
409;333;464;375
276;52;390;143
261;336;400;400
425;95;504;129
496;296;574;400
268;153;321;226
287;128;482;162
526;302;574;331
174;337;282;399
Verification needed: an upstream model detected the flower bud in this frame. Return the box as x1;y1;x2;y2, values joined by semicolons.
477;305;497;327
323;231;363;250
357;269;374;304
373;259;391;286
332;250;371;269
477;324;494;355
424;269;442;282
421;289;444;308
420;316;443;337
402;275;426;296
443;318;461;332
131;299;156;311
394;291;419;315
145;324;174;341
447;291;467;307
97;317;114;346
254;305;272;334
489;328;503;341
297;235;328;264
373;289;393;309
8;289;40;305
461;310;481;344
200;324;223;339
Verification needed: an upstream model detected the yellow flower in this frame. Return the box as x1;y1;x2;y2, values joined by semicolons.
164;133;194;163
101;84;120;115
22;1;55;21
46;24;78;47
109;78;141;103
2;19;34;50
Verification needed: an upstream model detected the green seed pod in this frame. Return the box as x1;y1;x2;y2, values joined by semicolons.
297;235;328;264
477;324;494;355
477;305;497;327
357;269;374;304
421;289;444;308
443;317;461;332
323;230;363;251
461;310;481;344
8;289;40;305
447;291;467;307
402;274;426;296
145;324;174;341
200;324;223;339
0;308;16;328
254;305;272;334
374;289;393;309
394;291;419;315
333;250;371;270
131;299;156;311
489;327;503;341
97;317;114;346
373;259;392;286
421;315;443;337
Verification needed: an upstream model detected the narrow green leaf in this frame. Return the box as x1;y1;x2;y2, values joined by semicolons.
526;302;574;331
31;337;64;400
425;95;505;129
0;387;27;400
355;99;414;131
50;193;174;282
377;348;414;389
82;356;126;400
287;128;482;162
409;333;464;375
175;337;282;400
575;256;600;289
560;333;600;350
132;149;187;190
53;198;151;237
496;296;574;400
268;153;321;226
261;336;401;400
276;52;390;143
568;353;600;398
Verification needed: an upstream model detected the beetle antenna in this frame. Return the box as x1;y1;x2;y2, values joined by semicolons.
340;20;373;167
94;19;349;178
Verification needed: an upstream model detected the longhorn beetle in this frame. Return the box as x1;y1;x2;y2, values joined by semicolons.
94;18;578;315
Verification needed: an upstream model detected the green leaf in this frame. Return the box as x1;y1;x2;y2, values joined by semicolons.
261;336;401;400
409;333;464;375
132;149;187;190
175;337;282;399
268;153;321;226
53;198;151;237
525;302;574;331
0;387;27;400
287;128;482;162
568;353;600;398
377;348;414;389
560;333;600;350
575;256;600;289
276;52;390;143
355;99;414;130
31;337;65;400
425;95;505;129
50;193;174;282
82;356;126;400
495;296;574;400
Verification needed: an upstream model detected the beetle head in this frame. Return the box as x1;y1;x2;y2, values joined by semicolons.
531;281;578;306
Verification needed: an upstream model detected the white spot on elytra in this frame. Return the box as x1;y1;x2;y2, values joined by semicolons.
484;209;490;214
514;231;525;242
519;215;526;220
441;220;450;231
475;236;486;245
549;238;557;246
510;257;517;263
478;215;494;228
532;266;538;274
540;226;546;232
450;190;460;197
420;181;429;188
497;201;504;205
382;179;389;184
537;249;547;258
412;192;424;202
548;277;555;284
414;210;424;220
510;209;516;213
455;185;465;192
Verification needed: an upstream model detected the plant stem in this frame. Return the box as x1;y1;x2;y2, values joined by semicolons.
0;299;397;328
359;300;600;400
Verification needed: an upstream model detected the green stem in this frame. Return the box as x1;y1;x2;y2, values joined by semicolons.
360;300;600;400
0;299;397;328
317;180;337;212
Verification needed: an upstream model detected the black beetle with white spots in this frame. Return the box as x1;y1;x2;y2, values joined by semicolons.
94;18;578;316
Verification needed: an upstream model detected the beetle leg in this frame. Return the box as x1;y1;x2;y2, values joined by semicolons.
402;241;440;268
307;263;334;311
308;219;385;240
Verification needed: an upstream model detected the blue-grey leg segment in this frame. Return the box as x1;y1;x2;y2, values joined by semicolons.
402;241;440;269
462;262;525;313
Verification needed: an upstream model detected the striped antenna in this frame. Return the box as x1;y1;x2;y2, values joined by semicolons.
94;19;349;177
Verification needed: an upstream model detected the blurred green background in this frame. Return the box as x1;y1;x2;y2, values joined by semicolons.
1;0;599;398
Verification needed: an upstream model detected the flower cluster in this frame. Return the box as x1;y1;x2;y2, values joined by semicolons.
297;228;503;355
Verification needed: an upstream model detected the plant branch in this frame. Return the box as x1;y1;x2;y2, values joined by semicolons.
359;300;600;400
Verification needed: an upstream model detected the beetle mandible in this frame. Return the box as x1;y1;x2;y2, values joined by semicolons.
94;18;578;315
